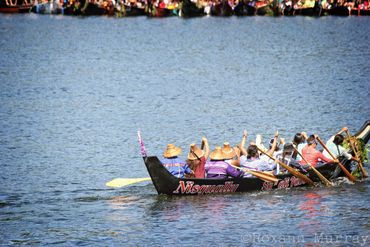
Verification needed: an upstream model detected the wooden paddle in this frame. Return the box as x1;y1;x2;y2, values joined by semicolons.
106;177;151;188
231;164;279;183
257;147;315;186
293;146;333;187
316;136;357;182
106;131;152;188
344;129;368;178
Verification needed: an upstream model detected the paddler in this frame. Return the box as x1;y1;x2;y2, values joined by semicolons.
161;144;194;178
300;135;333;167
239;144;277;177
186;137;210;179
222;142;240;167
275;143;309;174
205;147;244;179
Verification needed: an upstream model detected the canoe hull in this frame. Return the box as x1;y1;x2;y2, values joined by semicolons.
144;155;340;195
143;120;370;196
0;4;32;13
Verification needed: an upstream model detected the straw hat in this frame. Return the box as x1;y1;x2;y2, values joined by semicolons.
221;142;236;160
187;143;204;160
163;144;182;158
209;146;225;161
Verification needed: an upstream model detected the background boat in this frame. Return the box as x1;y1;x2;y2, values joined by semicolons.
0;0;32;13
179;0;206;17
210;0;233;16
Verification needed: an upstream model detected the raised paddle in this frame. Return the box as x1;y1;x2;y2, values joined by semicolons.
257;147;315;186
316;136;357;182
293;146;333;187
344;129;368;178
230;164;279;183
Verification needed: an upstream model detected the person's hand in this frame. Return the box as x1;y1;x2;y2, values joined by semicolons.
342;127;348;132
274;130;279;138
201;137;208;144
279;138;285;145
301;131;308;139
243;130;248;137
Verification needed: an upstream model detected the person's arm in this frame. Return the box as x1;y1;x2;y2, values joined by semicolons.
338;145;352;160
238;143;248;156
230;159;240;167
337;127;348;135
201;137;210;160
241;130;247;149
226;164;244;178
317;150;334;163
267;131;279;157
184;164;193;175
301;131;308;140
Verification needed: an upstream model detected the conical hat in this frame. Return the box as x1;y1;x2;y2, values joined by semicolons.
163;144;182;158
221;142;236;160
209;146;225;161
187;143;204;160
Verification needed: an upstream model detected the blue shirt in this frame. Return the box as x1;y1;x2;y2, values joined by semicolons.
160;157;192;178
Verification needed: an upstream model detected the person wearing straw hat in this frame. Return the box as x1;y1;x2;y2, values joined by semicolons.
205;146;244;179
161;144;193;178
186;137;210;179
222;142;240;167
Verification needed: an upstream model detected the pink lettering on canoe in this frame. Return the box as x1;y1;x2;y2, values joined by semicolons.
173;181;239;195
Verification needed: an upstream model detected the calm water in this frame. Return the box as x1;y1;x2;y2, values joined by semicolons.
0;14;369;246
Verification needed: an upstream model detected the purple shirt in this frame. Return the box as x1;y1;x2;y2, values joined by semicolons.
205;160;244;179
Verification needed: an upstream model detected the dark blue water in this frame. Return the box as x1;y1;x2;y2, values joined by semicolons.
0;14;369;246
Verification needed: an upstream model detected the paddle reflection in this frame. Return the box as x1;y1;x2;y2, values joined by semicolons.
298;191;329;246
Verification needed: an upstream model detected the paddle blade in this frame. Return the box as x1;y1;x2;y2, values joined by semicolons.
106;177;151;188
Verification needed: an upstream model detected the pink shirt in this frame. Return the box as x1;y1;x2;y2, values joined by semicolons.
194;156;206;178
300;145;333;167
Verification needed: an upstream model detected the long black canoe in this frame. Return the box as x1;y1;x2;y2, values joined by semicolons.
143;120;370;195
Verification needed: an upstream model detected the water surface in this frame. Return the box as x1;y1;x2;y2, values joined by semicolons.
0;14;369;246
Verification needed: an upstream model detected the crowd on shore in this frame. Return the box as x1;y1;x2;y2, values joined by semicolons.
1;0;369;16
159;127;362;179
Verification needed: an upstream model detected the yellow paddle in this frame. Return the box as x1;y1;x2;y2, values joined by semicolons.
106;177;151;188
344;129;368;178
257;147;315;186
231;164;279;183
293;146;333;187
316;136;356;182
